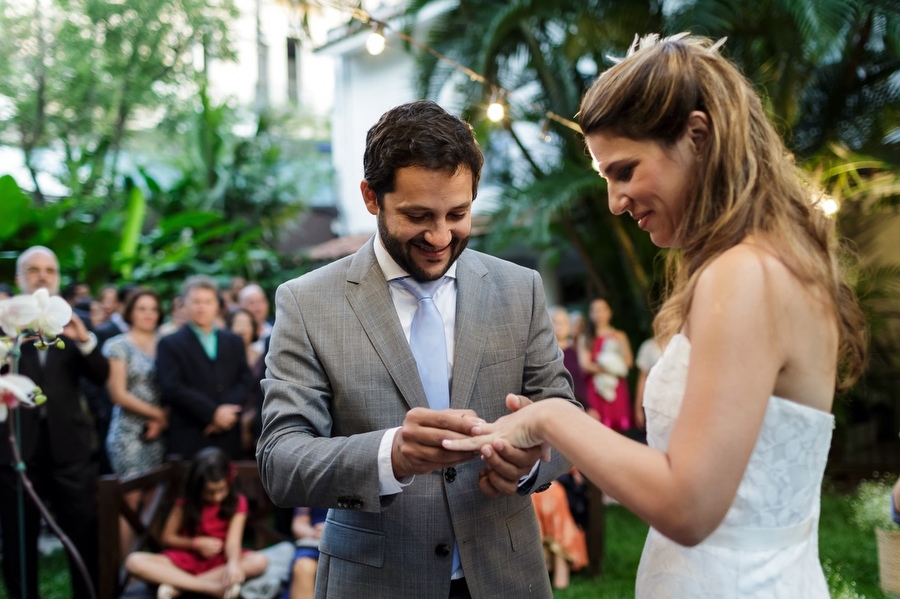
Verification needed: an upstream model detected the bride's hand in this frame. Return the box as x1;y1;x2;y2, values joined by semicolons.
442;394;553;461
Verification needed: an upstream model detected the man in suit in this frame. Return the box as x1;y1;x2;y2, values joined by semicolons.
0;246;109;599
257;100;578;599
157;275;251;460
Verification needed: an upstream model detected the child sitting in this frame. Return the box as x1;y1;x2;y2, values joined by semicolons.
282;507;328;599
126;447;268;598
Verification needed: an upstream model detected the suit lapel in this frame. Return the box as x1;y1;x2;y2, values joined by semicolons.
450;251;490;410
345;240;429;411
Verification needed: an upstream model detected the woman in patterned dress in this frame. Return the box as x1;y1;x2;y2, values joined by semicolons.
104;288;168;553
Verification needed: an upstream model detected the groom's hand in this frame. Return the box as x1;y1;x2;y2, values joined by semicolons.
392;407;483;479
478;440;543;498
478;395;542;498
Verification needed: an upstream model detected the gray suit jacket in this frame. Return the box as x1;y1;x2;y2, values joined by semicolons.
257;239;577;598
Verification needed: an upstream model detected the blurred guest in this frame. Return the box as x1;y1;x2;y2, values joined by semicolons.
96;283;138;345
569;310;586;344
578;298;634;431
157;275;252;460
0;246;109;599
62;282;92;307
159;294;188;337
633;337;662;430
551;306;587;405
103;288;168;555
238;284;272;355
225;308;261;368
97;284;120;325
0;282;12;299
88;300;107;330
225;307;263;458
225;276;247;313
531;477;588;590
89;282;137;475
282;507;328;599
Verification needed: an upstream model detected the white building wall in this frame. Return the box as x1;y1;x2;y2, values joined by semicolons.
207;0;336;115
320;0;464;236
330;43;415;236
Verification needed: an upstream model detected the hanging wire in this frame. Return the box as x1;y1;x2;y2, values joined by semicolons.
318;2;582;134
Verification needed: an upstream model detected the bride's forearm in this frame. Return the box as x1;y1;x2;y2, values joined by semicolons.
537;403;721;546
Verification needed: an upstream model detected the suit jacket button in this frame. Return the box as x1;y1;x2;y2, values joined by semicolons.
444;467;457;483
434;543;451;557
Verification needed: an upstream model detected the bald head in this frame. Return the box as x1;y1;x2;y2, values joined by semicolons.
238;284;269;326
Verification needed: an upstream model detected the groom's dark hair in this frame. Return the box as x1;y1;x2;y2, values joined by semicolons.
363;99;484;205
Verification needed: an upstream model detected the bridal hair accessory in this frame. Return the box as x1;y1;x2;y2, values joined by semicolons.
606;32;729;65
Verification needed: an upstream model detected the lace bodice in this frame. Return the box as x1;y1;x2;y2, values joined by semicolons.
635;333;833;598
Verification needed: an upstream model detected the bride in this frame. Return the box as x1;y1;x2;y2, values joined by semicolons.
444;34;867;598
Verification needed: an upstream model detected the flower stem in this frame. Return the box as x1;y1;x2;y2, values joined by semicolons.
6;335;96;599
6;420;98;599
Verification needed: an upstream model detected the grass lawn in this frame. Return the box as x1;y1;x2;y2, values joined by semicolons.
0;482;892;599
556;484;888;598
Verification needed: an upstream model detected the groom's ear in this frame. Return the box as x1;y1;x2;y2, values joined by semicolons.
361;180;380;215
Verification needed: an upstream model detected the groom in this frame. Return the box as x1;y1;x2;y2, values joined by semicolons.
257;100;578;598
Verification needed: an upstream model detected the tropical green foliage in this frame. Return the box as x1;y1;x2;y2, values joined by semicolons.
404;0;671;337
402;0;900;390
0;0;332;299
0;96;329;299
0;0;238;202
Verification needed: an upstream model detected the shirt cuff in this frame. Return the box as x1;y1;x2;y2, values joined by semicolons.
77;331;98;355
516;460;541;495
378;427;413;496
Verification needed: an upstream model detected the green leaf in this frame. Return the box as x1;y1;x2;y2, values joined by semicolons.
118;184;147;280
0;175;34;240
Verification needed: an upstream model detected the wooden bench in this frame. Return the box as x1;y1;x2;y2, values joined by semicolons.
97;458;285;599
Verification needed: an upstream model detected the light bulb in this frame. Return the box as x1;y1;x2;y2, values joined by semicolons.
820;197;839;216
486;101;505;122
366;31;386;55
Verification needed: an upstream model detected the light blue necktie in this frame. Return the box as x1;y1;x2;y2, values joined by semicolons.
394;276;450;411
393;276;462;576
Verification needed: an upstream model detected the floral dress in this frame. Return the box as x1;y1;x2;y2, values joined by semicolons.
103;334;165;477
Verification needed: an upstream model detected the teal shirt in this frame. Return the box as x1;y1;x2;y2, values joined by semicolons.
188;323;218;360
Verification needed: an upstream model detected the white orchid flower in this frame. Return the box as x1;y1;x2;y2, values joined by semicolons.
0;373;40;422
0;294;41;337
29;289;72;338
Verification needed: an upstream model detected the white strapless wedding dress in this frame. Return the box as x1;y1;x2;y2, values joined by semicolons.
635;334;833;598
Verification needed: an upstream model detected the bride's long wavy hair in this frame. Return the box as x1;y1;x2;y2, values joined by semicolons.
578;34;867;389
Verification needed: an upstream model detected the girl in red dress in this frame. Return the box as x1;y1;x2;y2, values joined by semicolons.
125;447;268;598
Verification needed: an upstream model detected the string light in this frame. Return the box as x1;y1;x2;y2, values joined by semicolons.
365;22;385;56
486;91;505;122
820;197;839;216
486;100;505;122
324;3;582;135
